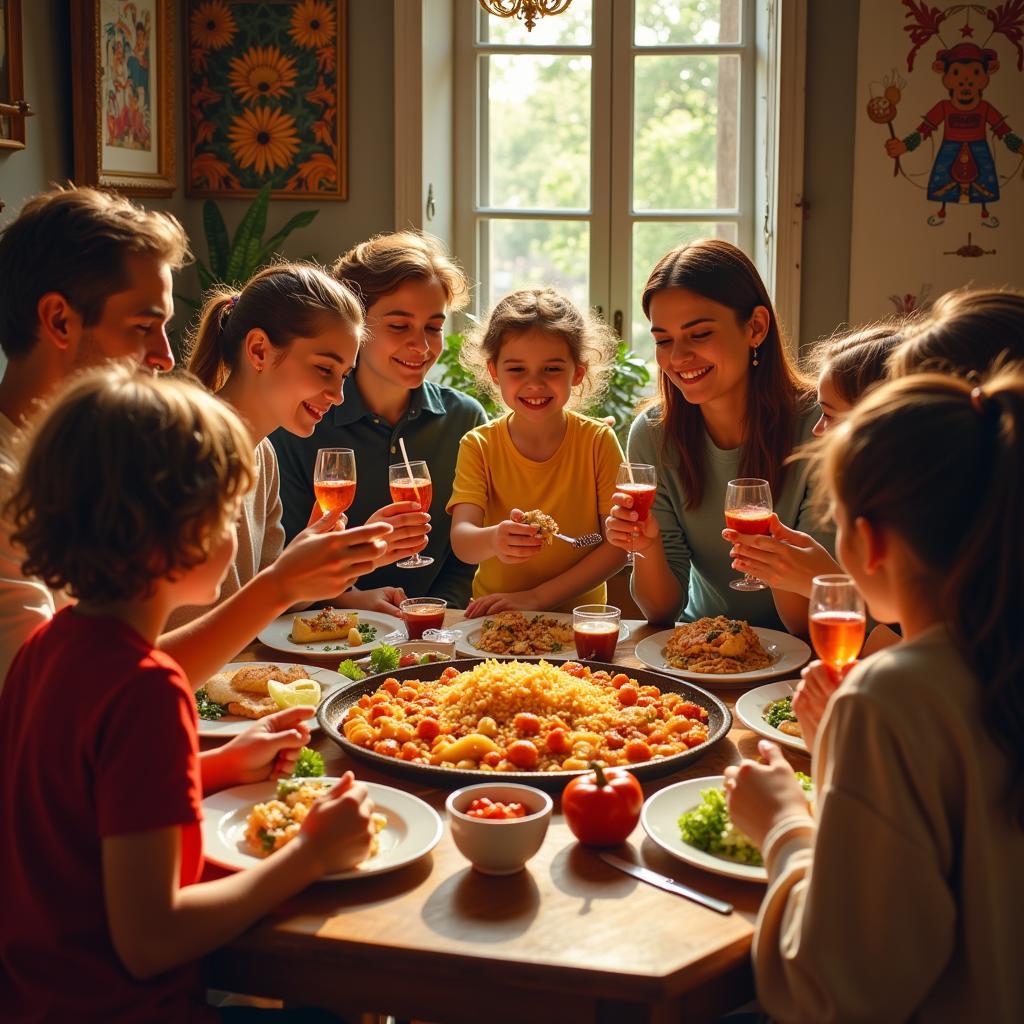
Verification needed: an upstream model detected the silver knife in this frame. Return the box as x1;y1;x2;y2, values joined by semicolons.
599;851;734;915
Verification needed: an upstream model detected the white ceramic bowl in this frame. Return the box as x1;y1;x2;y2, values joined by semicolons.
445;783;553;875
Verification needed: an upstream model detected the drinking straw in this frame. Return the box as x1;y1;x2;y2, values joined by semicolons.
398;437;421;501
626;462;635;484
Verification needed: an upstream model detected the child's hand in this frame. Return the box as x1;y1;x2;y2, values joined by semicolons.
299;771;378;874
493;509;544;564
367;501;431;565
464;589;541;618
792;659;847;753
215;706;313;787
604;491;660;554
306;502;347;531
270;519;392;606
722;514;838;597
341;585;408;616
723;741;812;849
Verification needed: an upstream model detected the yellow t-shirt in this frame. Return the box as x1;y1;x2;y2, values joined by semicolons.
446;411;624;611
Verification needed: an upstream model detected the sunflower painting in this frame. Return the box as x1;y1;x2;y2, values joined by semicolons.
186;0;346;199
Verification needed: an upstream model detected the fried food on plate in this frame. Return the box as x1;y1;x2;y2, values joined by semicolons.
291;607;359;643
203;664;317;720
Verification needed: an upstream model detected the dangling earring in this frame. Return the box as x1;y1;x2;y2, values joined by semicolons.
751;346;760;367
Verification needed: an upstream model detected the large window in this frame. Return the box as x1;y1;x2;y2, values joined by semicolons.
454;0;761;357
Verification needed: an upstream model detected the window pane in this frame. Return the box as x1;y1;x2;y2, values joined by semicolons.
630;221;739;355
634;0;741;45
633;55;739;211
484;54;591;210
482;219;589;312
479;1;593;46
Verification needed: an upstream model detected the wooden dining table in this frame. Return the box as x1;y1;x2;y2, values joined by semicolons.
201;615;810;1024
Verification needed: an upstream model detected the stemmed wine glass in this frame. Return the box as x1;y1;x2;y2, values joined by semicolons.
313;448;357;517
616;463;657;566
724;478;772;591
388;461;433;569
809;574;866;681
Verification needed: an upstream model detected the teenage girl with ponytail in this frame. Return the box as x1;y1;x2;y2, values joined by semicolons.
724;364;1024;1022
166;262;399;633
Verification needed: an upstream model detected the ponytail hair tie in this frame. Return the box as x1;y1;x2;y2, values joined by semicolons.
218;292;239;332
970;385;987;415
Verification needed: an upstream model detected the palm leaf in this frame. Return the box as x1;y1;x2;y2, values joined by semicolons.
202;201;230;280
226;183;271;284
259;210;320;264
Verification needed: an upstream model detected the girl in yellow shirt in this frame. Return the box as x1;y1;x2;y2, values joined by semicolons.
447;289;626;616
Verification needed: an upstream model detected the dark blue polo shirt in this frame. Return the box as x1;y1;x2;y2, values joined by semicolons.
271;377;487;606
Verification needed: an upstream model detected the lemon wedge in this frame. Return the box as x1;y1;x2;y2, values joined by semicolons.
268;678;322;710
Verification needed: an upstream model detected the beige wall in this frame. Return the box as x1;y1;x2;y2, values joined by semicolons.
0;0;396;347
3;1;864;359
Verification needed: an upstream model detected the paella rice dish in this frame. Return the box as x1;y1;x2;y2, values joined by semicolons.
664;617;772;674
342;659;711;772
245;778;387;857
475;611;574;656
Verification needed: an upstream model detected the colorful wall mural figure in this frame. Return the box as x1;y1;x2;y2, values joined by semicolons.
880;1;1024;228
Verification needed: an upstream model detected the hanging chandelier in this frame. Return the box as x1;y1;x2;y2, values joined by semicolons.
477;0;575;33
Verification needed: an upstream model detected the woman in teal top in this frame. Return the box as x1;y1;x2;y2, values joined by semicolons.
605;240;830;634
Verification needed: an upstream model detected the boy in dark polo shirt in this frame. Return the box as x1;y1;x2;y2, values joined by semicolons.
273;232;486;608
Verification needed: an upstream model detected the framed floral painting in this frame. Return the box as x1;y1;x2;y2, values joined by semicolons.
0;0;26;150
70;0;176;195
186;0;347;200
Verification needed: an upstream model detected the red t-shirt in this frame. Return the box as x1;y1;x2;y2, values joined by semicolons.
0;607;217;1022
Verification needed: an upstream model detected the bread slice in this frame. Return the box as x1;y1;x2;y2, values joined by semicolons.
290;608;359;644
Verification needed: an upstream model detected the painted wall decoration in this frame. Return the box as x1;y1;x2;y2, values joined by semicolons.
186;0;347;200
71;0;176;195
850;1;1024;323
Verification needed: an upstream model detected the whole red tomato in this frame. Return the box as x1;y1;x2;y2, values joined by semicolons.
562;763;643;846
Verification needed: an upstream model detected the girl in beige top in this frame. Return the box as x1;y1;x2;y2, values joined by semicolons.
724;364;1024;1023
170;263;427;629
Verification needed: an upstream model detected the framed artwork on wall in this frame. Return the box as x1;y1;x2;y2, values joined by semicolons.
185;0;347;200
0;0;26;150
71;0;176;195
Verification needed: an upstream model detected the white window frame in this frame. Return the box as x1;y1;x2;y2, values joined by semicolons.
394;0;806;349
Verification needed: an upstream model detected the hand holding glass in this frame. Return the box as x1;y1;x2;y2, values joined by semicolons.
389;461;433;569
809;574;866;680
314;448;357;516
616;463;657;566
724;478;773;591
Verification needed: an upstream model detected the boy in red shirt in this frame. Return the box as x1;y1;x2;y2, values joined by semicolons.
0;365;382;1022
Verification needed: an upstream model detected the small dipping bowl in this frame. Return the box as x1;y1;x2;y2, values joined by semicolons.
446;783;553;876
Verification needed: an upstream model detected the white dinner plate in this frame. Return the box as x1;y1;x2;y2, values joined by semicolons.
201;779;443;880
634;627;810;686
195;662;350;739
641;777;768;883
451;611;631;661
735;680;808;754
257;610;404;657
